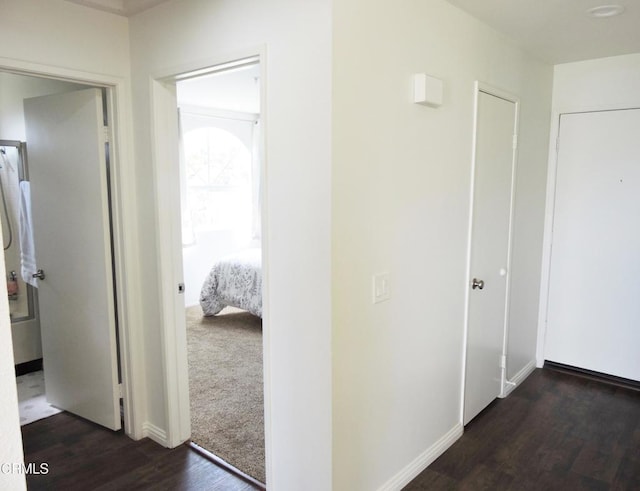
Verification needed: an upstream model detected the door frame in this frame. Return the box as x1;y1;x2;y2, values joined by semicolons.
536;102;640;367
0;56;144;439
148;47;272;476
461;82;520;423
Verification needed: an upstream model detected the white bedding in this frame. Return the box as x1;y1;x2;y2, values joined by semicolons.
199;248;262;318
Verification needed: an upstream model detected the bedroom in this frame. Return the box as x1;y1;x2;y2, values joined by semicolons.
177;59;266;484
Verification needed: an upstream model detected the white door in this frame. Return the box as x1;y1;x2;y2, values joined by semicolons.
545;109;640;381
24;88;121;430
464;88;517;425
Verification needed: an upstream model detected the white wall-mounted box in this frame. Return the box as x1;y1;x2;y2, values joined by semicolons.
413;73;443;107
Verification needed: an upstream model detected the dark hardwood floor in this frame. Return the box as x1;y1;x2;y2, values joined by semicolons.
21;412;262;490
20;368;640;490
405;368;640;490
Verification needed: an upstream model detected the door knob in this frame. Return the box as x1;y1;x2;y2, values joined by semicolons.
32;269;46;280
472;278;484;290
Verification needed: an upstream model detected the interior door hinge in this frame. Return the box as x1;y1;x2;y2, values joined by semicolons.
555;138;560;154
499;354;507;369
118;383;123;398
103;126;110;144
512;134;518;150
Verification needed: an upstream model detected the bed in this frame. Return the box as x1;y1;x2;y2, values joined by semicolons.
199;248;262;318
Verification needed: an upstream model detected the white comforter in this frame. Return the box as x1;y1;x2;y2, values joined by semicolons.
199;248;262;318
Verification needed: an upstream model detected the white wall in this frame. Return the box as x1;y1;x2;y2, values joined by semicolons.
332;1;552;488
552;54;640;111
128;0;332;488
506;61;554;380
0;73;87;140
0;0;130;77
537;53;640;365
0;71;87;239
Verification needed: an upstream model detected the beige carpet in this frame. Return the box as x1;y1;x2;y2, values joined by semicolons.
186;305;265;483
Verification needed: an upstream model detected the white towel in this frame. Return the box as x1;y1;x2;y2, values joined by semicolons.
19;181;38;288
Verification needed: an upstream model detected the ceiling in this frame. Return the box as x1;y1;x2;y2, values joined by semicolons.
67;0;640;64
65;0;169;16
445;0;640;64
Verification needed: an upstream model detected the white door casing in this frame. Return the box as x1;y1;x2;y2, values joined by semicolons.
464;84;519;425
24;88;121;431
149;52;269;462
150;79;191;447
544;109;640;381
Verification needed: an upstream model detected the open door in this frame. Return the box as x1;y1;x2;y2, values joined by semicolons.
24;88;121;431
464;87;518;425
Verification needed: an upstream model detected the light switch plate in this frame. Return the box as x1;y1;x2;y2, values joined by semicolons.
373;273;391;304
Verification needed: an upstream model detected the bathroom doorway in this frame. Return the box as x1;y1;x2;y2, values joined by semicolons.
0;70;124;431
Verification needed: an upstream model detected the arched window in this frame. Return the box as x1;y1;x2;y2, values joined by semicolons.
183;126;252;233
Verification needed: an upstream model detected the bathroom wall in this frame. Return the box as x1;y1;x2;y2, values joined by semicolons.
0;72;87;364
0;73;87;140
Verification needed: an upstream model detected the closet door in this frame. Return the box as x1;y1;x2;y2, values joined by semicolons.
545;109;640;381
464;88;518;424
24;88;121;430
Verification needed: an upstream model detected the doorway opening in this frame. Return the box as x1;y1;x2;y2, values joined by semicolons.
0;69;126;432
175;58;266;485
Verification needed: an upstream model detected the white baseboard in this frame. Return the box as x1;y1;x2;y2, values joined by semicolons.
502;360;536;398
142;421;168;446
376;423;463;491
